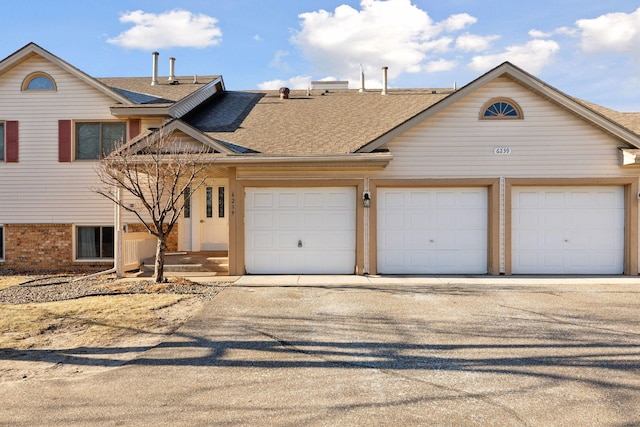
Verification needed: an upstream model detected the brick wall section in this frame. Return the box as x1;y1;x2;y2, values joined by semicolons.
1;224;111;274
127;223;179;252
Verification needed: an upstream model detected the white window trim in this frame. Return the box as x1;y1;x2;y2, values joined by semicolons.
74;120;127;161
73;224;115;262
479;97;524;120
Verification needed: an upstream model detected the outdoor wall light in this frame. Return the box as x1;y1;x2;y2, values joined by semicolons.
363;192;371;208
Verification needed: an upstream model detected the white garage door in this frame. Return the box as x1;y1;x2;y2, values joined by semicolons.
245;187;356;274
512;186;624;274
378;187;488;274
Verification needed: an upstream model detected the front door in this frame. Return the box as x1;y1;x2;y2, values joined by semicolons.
200;180;229;251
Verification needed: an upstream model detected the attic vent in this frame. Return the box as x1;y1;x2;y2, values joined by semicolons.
311;81;349;90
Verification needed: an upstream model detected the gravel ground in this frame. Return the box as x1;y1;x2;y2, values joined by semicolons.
0;274;224;305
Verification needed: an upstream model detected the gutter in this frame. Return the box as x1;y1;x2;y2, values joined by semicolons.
112;152;394;167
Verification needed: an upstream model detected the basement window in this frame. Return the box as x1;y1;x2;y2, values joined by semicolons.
76;226;114;260
480;98;523;120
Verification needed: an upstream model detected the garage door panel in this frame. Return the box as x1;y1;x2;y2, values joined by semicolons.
277;212;298;228
246;187;356;274
250;212;274;228
512;186;624;274
378;187;488;274
435;192;456;207
382;211;404;227
250;232;274;249
249;192;274;208
277;192;298;208
302;212;324;228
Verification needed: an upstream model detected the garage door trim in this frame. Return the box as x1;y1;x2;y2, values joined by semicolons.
505;178;638;275
369;179;500;275
231;179;365;275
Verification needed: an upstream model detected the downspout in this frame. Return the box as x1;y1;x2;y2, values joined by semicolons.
115;185;123;277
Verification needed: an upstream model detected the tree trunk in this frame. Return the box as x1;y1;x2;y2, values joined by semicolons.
153;237;167;283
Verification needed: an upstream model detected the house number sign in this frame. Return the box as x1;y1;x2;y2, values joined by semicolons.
493;147;511;155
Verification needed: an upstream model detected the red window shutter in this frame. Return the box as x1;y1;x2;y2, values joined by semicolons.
128;118;141;140
58;120;72;162
5;120;19;162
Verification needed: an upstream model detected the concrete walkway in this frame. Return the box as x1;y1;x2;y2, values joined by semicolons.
2;276;640;426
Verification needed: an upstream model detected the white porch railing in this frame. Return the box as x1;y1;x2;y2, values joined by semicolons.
122;232;158;271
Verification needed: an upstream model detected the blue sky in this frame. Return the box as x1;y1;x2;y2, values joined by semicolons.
4;0;640;110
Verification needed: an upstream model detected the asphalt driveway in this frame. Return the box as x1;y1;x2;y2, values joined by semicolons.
2;276;640;426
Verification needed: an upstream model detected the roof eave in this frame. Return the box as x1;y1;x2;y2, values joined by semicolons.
0;43;133;105
168;76;225;118
110;106;172;117
217;152;393;167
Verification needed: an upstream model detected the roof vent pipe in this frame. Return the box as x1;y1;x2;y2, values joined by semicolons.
381;66;388;96
168;57;176;82
359;64;365;93
151;52;159;86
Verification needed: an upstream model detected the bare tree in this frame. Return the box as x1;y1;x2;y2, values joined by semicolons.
95;129;212;282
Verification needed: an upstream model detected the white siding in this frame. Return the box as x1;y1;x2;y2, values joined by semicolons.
375;77;634;179
0;56;134;224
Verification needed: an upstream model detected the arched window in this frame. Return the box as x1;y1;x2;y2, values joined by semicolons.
22;72;56;91
480;98;523;120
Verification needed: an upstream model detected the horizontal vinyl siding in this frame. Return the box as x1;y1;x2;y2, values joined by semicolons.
376;77;633;179
0;56;132;224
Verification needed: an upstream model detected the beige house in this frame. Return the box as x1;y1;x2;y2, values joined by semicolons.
2;42;640;276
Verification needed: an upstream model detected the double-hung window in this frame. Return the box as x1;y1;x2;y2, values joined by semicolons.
76;122;126;159
76;226;114;259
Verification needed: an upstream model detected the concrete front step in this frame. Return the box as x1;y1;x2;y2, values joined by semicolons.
141;252;229;274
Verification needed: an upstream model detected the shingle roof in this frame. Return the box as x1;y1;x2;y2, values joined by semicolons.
575;98;640;137
97;76;220;105
184;88;451;155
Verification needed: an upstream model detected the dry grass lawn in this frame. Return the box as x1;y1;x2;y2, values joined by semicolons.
0;293;191;350
0;276;28;291
0;276;214;382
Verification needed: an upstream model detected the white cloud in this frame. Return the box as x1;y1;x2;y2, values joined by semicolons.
576;7;640;54
529;29;551;38
424;59;457;73
469;39;560;74
253;34;263;42
258;75;312;90
107;9;222;49
290;0;485;81
438;13;477;32
455;33;500;52
529;27;577;39
269;50;291;71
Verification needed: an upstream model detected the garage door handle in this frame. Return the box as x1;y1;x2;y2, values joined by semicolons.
429;239;435;243
298;240;303;248
564;239;569;242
